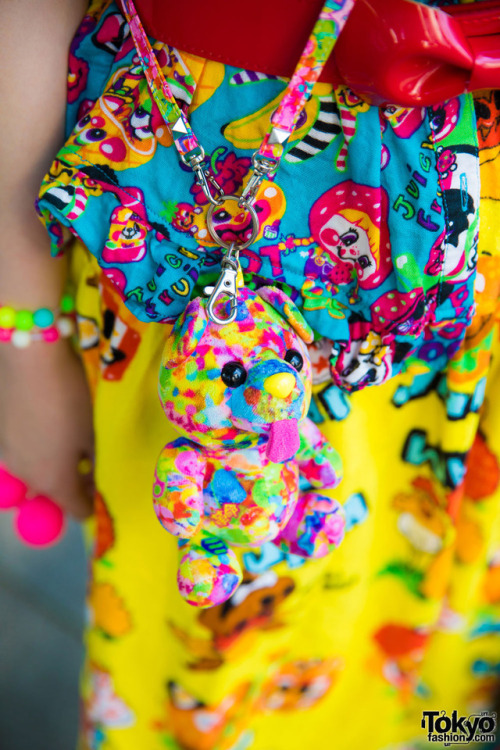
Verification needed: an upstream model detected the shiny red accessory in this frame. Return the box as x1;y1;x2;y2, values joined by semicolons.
133;0;500;106
333;0;500;106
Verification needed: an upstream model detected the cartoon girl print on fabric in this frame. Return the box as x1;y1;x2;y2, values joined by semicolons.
306;180;392;291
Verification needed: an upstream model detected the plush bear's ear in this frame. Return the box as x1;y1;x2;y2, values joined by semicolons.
256;286;314;344
162;298;208;369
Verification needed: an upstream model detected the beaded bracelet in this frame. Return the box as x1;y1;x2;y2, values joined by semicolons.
0;293;76;348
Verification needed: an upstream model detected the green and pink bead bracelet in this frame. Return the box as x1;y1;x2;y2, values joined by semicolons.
0;294;76;347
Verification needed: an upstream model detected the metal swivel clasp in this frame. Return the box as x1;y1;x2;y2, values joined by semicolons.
207;244;240;325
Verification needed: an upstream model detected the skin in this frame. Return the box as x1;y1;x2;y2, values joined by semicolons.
0;0;92;519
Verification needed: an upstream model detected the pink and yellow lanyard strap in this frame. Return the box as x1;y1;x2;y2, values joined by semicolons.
120;0;355;204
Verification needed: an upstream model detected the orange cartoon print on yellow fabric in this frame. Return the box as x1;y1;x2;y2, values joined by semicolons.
157;680;253;750
88;581;132;639
371;624;429;702
259;658;342;711
169;570;295;670
381;477;455;600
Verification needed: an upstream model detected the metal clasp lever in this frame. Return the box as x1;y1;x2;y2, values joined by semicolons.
207;245;240;325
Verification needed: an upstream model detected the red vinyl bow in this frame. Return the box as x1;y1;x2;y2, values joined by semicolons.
332;0;500;106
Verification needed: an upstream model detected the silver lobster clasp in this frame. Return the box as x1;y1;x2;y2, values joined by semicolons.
207;244;240;325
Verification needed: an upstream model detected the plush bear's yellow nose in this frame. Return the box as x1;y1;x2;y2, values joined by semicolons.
264;373;296;399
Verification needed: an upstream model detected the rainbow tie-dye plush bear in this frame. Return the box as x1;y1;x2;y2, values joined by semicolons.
153;286;344;607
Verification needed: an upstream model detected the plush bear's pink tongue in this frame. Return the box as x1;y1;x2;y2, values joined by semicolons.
266;418;300;463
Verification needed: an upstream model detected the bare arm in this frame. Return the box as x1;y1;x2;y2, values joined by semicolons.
0;0;93;518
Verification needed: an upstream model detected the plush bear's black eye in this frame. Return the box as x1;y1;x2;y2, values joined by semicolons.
284;349;304;372
221;362;247;387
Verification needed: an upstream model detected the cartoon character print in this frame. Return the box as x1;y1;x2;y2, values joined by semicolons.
435;148;478;282
39;160;170;272
385;477;455;600
371;624;429;700
371;287;429;338
330;324;394;392
381;104;426;139
99;296;142;378
394;478;453;556
38;160;106;224
259;658;342;711
198;570;295;653
426;98;478;286
63;63;172;171
169;149;286;249
169;202;203;235
169;569;296;670
92;9;130;57
87;581;133;639
474;90;500;150
300;277;348;322
160;658;340;746
286;95;342;165
99;179;171;265
307;180;392;292
162;680;252;750
77;276;143;382
429;98;461;144
334;87;370;172
223;80;345;166
82;664;135;750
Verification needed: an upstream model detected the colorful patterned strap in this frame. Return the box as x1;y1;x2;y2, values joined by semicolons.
120;0;355;168
259;0;355;163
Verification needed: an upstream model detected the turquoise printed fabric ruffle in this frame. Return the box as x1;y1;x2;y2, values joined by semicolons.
37;0;479;392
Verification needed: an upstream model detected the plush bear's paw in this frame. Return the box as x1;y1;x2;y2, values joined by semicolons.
177;532;243;607
272;492;345;558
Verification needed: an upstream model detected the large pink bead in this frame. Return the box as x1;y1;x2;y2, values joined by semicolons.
15;495;65;547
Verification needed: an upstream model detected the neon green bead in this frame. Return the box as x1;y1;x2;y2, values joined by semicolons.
33;308;54;329
60;293;75;314
0;306;16;328
15;310;34;331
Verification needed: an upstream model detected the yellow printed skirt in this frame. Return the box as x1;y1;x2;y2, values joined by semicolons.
72;120;500;747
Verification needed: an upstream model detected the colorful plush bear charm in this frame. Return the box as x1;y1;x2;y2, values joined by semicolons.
153;286;344;607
